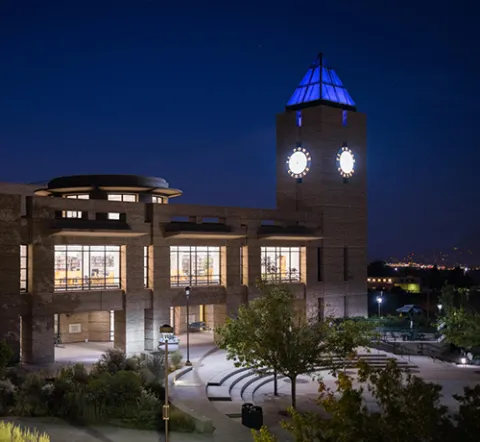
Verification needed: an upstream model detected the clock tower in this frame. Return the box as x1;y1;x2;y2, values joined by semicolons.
276;53;368;318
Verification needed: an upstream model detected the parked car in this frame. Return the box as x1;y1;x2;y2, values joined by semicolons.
188;321;209;332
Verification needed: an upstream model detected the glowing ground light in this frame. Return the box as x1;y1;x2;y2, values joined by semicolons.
287;147;311;179
337;147;355;178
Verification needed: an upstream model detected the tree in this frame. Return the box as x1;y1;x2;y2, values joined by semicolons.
217;284;374;408
253;359;480;442
216;284;329;408
439;285;480;350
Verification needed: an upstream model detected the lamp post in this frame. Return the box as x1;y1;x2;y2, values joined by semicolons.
160;324;173;442
376;295;383;317
437;303;443;315
185;286;192;366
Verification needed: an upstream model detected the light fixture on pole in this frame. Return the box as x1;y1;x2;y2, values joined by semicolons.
437;303;443;314
185;286;192;366
376;295;383;317
160;324;173;442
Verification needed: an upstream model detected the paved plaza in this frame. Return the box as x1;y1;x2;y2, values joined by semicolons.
15;336;480;442
171;346;480;441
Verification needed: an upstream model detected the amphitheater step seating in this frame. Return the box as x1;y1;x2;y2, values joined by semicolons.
206;352;420;413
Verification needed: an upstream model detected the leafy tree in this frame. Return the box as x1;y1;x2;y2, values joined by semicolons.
217;284;373;408
216;284;329;408
439;285;480;350
253;359;480;442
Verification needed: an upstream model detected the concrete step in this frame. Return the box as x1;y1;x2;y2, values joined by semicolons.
206;385;231;401
230;372;259;401
206;367;238;387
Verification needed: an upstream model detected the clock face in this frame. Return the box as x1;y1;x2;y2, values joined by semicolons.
337;147;355;178
287;147;311;179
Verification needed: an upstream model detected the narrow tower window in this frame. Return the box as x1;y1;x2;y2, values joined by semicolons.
343;247;349;281
296;110;302;127
342;110;347;127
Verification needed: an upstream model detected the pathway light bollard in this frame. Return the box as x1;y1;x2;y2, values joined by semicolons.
160;324;174;442
185;286;192;366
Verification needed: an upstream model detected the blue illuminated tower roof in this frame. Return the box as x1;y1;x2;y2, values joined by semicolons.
286;53;356;111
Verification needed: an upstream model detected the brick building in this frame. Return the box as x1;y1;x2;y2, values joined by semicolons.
0;53;367;364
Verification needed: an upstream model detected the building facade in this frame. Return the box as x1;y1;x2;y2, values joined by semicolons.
0;52;367;364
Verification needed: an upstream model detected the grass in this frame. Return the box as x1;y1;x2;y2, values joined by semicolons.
0;421;50;442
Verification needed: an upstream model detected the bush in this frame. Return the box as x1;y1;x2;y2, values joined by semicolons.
0;339;13;373
92;348;128;374
0;421;50;442
0;379;16;415
170;351;183;370
13;373;49;417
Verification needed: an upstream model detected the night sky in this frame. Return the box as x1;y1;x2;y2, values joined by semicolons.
1;1;478;262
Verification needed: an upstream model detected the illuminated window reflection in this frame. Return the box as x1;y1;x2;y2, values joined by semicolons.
261;247;301;283
54;245;121;291
144;246;149;288
107;194;137;202
20;245;27;292
63;194;89;218
170;246;221;287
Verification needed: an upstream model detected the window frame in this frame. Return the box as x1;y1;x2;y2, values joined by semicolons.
144;246;149;288
20;245;28;292
54;245;121;292
62;194;89;218
170;246;222;287
260;246;301;283
107;193;138;202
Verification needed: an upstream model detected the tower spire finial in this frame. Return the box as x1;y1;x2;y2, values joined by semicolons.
286;53;356;111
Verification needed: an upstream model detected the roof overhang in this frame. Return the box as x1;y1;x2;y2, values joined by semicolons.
258;234;322;241
51;229;147;237
164;232;246;239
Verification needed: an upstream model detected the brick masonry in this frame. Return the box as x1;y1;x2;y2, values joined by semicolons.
0;101;368;364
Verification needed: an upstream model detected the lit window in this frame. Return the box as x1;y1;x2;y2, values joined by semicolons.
108;194;137;202
240;246;243;284
54;245;121;291
108;212;120;220
152;196;164;204
170;246;221;287
260;247;300;283
20;245;27;292
144;246;149;288
296;110;302;127
63;194;89;218
110;311;114;341
342;110;347;126
388;279;392;283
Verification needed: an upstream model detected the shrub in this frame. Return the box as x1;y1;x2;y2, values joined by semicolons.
0;421;50;442
92;348;128;374
0;339;13;373
0;379;16;415
169;407;196;433
170;351;183;370
14;373;49;417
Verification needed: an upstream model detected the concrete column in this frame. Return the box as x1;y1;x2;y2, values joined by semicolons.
0;243;22;362
115;245;145;356
30;243;54;294
21;315;54;364
144;245;170;350
246;244;261;297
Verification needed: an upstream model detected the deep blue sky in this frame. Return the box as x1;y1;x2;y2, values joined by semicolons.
1;0;478;262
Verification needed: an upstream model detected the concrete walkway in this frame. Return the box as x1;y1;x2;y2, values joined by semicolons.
2;418;212;442
171;350;255;442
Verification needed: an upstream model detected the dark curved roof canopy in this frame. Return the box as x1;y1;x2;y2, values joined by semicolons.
34;174;182;198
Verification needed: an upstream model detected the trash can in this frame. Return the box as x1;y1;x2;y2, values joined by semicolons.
250;406;263;430
242;403;254;427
